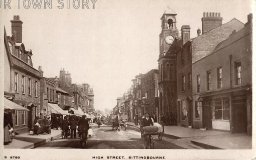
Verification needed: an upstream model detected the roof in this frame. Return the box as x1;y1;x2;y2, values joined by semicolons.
164;7;176;15
192;18;244;63
4;28;12;67
213;22;251;52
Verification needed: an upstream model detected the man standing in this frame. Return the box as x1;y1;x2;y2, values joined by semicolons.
141;113;153;127
70;116;77;139
78;115;89;140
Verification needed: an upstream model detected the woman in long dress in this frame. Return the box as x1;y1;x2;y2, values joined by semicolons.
4;109;13;145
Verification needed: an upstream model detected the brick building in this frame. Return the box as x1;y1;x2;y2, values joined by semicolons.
131;74;143;119
4;16;43;133
141;69;159;121
40;77;56;116
192;13;251;134
176;25;192;127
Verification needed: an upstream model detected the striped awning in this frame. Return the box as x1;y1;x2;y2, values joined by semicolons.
4;98;29;111
48;103;68;115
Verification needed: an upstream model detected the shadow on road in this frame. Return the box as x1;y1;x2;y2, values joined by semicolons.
37;137;184;149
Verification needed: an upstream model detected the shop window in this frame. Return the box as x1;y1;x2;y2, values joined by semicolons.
235;62;241;85
213;98;230;120
217;67;223;88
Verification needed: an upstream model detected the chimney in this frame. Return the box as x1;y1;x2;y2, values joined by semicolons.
38;66;43;77
201;12;222;34
181;25;190;45
11;15;23;43
247;13;252;24
197;28;201;36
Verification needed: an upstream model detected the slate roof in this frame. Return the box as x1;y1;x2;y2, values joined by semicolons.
213;22;251;52
192;18;244;64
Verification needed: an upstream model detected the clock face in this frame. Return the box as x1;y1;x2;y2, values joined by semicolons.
165;35;174;44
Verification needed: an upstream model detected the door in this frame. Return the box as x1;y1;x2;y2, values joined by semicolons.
28;106;33;129
232;96;247;133
202;100;212;129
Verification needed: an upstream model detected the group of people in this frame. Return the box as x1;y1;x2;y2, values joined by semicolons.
33;116;51;135
62;115;90;139
112;115;127;131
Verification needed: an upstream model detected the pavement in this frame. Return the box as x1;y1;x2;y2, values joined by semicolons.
4;129;62;149
126;122;252;149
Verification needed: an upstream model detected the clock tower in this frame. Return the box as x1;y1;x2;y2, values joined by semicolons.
158;8;179;125
159;9;179;57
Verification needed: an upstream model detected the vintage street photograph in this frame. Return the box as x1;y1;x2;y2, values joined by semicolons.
1;0;254;159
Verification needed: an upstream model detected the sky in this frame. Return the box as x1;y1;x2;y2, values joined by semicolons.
1;0;252;111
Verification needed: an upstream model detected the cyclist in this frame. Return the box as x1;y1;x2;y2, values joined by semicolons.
78;115;89;147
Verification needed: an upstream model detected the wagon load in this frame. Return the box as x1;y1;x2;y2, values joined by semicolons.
153;123;163;132
142;126;159;134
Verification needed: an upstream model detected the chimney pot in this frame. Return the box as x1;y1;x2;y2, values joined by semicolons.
11;15;23;43
201;12;223;34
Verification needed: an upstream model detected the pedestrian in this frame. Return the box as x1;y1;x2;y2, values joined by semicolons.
141;113;153;127
62;116;69;139
34;116;40;135
4;109;13;145
70;116;77;139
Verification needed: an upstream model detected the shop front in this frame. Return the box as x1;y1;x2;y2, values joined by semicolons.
199;87;250;134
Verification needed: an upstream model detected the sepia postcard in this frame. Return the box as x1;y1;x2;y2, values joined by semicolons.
0;0;255;160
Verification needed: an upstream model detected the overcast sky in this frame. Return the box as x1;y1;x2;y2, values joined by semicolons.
2;0;252;111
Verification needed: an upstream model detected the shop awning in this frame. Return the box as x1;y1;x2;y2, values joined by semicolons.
4;98;29;111
48;103;68;115
70;108;83;117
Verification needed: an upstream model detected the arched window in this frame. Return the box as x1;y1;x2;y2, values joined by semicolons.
167;19;173;29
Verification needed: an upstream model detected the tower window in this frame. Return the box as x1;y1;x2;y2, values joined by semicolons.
167;19;173;29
